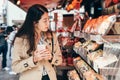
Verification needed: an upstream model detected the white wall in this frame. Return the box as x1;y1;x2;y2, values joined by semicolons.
7;1;26;26
0;0;6;24
0;0;3;13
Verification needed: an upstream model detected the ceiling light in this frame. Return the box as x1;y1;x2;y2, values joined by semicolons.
17;0;20;5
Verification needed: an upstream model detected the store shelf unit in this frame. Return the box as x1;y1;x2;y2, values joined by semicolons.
73;57;104;80
73;32;120;80
74;32;120;42
67;1;120;79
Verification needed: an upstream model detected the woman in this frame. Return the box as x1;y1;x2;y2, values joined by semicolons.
12;4;62;80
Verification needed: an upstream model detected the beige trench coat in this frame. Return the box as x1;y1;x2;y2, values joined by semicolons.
12;33;62;80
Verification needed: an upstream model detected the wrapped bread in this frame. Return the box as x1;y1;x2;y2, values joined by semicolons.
97;15;116;35
74;41;82;48
82;19;92;33
73;57;82;65
88;19;97;34
82;14;116;35
87;49;103;61
86;41;101;51
82;40;100;51
75;60;91;74
74;57;81;61
82;40;91;49
83;70;104;80
83;19;97;33
92;15;108;34
68;70;81;80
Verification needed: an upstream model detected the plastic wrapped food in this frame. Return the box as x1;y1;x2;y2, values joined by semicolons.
68;70;81;80
87;49;103;61
83;70;104;80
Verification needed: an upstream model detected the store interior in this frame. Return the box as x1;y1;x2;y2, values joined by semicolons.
0;0;120;80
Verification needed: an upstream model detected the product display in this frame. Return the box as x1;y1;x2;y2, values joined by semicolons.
74;41;82;48
87;49;103;61
74;40;101;52
72;9;119;79
74;58;91;74
83;70;103;80
67;70;81;80
73;57;104;80
82;15;117;35
61;1;120;80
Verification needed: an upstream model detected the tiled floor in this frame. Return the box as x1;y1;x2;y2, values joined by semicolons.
0;55;19;80
0;70;19;80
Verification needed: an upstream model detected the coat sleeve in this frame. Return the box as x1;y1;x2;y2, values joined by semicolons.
51;33;62;66
12;37;37;73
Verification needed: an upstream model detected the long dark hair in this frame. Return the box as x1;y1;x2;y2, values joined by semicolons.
13;4;48;56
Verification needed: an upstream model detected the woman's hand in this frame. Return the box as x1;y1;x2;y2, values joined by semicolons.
33;48;52;63
42;49;52;60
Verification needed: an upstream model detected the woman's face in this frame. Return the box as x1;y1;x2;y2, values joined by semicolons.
36;12;49;32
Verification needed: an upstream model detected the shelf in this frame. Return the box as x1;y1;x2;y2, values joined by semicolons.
73;47;88;61
74;46;119;74
73;5;120;78
99;58;120;76
90;34;120;43
112;22;120;34
103;3;120;14
93;54;118;72
73;57;104;80
102;35;120;43
74;32;120;43
73;36;120;79
89;34;120;43
99;66;120;76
